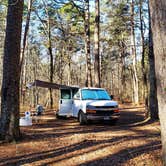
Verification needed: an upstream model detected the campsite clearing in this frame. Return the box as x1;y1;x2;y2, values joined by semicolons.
0;104;162;166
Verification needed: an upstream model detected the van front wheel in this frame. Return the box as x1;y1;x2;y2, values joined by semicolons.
78;111;88;125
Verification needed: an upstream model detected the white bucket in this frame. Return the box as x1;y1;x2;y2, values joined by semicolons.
19;117;32;126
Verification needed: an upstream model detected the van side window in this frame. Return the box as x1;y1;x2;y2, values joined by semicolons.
72;89;79;97
73;91;80;100
61;89;71;99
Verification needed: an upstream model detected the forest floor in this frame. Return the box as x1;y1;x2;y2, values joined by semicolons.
0;104;163;166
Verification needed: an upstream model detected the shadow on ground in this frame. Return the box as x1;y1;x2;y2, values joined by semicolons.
0;105;162;166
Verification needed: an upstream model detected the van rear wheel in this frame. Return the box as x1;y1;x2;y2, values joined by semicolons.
78;111;87;125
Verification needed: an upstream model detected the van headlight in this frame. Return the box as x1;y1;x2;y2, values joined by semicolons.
86;105;95;109
86;105;96;113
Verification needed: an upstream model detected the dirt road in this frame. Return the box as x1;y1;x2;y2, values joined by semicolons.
0;105;162;166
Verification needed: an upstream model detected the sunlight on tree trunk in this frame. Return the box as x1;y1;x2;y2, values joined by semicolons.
94;0;101;88
48;14;54;109
130;0;139;104
148;1;158;120
84;0;92;87
20;0;33;105
149;0;166;164
139;0;148;113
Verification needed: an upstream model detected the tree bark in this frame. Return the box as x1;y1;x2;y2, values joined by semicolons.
41;0;54;109
20;0;33;105
94;0;101;88
20;0;33;71
48;16;54;109
149;0;166;164
120;51;126;103
32;52;38;107
139;0;148;114
118;40;126;103
67;61;71;85
148;1;158;120
100;45;105;87
130;0;139;104
84;0;92;87
0;0;24;141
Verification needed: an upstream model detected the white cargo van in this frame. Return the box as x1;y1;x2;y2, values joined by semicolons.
56;87;120;124
27;80;119;125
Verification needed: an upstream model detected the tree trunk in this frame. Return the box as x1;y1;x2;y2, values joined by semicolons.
0;0;24;141
118;40;126;103
59;51;63;84
130;0;139;104
149;0;166;164
48;16;54;109
100;45;105;87
84;0;92;87
21;46;28;105
148;1;158;120
67;61;71;85
110;70;114;95
120;53;126;103
94;0;101;88
20;0;33;71
32;53;38;107
20;0;33;105
139;0;148;114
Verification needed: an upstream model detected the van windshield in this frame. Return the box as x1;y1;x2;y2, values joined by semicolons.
81;89;111;100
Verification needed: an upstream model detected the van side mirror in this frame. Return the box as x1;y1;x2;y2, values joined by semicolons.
110;95;114;100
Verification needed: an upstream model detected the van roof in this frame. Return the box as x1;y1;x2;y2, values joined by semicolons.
81;87;105;90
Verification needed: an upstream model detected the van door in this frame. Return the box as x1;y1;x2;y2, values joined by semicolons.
59;89;73;116
72;90;81;117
